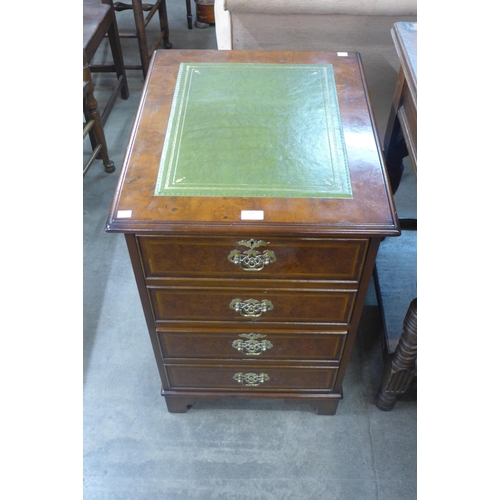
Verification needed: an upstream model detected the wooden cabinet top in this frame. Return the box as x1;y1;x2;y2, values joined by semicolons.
107;50;399;237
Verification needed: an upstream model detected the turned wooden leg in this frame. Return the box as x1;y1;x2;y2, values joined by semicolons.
376;298;417;411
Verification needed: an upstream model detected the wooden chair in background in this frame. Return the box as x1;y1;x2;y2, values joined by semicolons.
83;0;129;126
101;0;172;78
83;50;115;176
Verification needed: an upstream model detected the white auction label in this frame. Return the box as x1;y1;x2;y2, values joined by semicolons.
117;210;132;218
337;52;348;57
241;210;264;220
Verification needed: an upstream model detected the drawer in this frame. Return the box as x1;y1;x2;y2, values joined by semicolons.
158;328;347;361
137;235;367;282
149;286;356;324
164;362;339;391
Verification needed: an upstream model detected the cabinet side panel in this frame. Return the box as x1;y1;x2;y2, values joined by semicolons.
332;237;382;392
125;234;171;391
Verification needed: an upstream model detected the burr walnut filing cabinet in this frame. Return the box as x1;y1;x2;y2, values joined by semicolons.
106;50;400;415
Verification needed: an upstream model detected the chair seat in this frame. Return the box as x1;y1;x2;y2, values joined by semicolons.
83;3;113;55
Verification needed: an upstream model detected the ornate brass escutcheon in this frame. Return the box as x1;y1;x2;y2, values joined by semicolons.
229;298;274;318
227;239;277;271
232;333;273;356
233;372;270;387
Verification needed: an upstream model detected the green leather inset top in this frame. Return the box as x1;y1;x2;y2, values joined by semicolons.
155;63;352;198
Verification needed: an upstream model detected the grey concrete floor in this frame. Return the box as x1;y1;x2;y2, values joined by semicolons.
83;3;416;499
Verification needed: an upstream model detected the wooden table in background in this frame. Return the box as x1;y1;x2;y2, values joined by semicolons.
376;23;417;411
383;22;417;193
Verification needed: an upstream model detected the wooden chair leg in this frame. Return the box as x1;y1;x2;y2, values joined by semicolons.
185;0;193;29
84;52;115;175
131;0;150;78
85;95;115;174
107;9;129;100
158;0;173;49
376;298;417;411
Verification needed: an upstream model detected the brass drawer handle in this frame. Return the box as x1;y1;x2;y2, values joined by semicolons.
229;298;274;318
227;239;277;271
233;372;270;387
232;333;273;356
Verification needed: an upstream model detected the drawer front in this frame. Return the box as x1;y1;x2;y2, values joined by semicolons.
137;235;367;281
150;287;356;324
165;363;339;391
158;329;347;361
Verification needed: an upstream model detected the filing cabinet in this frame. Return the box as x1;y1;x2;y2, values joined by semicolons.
106;49;399;414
